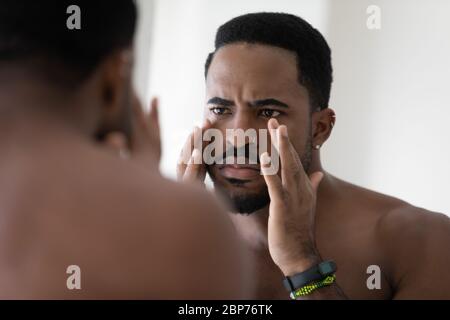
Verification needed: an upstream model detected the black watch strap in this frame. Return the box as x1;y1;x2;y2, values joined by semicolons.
283;260;337;292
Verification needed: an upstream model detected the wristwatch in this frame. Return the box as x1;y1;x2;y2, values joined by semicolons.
283;260;337;292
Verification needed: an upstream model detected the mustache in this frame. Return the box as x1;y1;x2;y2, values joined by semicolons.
211;143;261;165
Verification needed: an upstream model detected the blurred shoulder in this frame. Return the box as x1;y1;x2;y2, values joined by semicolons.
58;154;250;298
105;157;250;291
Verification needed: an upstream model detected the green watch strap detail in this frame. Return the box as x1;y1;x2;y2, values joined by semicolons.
289;274;336;299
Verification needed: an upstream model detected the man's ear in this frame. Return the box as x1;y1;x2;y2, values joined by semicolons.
98;49;133;118
311;108;336;148
94;49;134;141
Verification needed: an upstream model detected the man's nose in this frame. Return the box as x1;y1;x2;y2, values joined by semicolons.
225;111;257;148
225;110;267;148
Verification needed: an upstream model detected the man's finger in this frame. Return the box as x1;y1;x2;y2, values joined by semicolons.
309;171;324;194
176;156;187;180
148;97;161;162
201;118;214;150
178;119;213;182
183;149;204;183
274;123;301;189
128;96;161;169
177;127;197;180
130;95;148;152
260;152;284;202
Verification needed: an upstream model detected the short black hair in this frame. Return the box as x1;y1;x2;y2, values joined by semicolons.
205;12;333;110
0;0;137;87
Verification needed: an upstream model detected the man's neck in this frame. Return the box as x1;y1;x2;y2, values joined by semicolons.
1;77;97;145
229;206;270;250
0;72;96;140
228;169;338;251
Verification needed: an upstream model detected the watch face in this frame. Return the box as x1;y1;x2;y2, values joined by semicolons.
319;261;336;275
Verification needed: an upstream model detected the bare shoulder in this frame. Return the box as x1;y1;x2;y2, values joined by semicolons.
377;202;449;241
28;154;251;299
335;179;450;298
375;201;450;263
379;204;450;298
372;199;450;298
340;179;450;259
94;161;252;298
335;177;448;229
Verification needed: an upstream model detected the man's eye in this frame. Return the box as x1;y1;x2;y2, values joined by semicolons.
260;109;281;118
211;107;230;115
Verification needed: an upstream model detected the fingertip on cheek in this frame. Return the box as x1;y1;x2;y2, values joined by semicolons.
267;118;279;130
279;125;288;138
192;148;202;164
260;152;271;167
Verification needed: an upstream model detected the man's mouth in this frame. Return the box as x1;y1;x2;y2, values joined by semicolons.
217;164;261;180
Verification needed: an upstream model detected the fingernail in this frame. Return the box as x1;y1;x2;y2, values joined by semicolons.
193;126;202;139
273;119;280;127
279;125;288;137
268;118;279;129
270;128;279;150
260;152;271;166
192;148;202;164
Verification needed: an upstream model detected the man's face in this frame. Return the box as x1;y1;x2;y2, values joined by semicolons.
205;43;312;214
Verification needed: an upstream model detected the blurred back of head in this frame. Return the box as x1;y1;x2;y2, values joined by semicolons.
0;0;138;142
0;0;137;88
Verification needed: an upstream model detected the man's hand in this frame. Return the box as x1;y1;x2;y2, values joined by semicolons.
104;96;161;171
176;120;212;184
261;118;324;277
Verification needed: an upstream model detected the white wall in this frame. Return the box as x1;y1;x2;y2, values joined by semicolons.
322;0;450;215
133;0;155;103
137;0;450;215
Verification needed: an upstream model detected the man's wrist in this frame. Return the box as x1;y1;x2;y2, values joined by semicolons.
279;255;322;277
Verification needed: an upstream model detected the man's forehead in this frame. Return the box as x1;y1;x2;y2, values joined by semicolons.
206;43;306;101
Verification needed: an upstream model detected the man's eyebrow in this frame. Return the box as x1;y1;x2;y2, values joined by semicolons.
207;97;234;106
250;99;289;108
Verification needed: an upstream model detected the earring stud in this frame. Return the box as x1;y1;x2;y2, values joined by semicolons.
314;145;321;150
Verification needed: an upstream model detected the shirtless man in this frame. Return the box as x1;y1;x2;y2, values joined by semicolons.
0;1;251;299
177;13;450;299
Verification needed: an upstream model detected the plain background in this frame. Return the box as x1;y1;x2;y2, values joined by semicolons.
133;0;450;216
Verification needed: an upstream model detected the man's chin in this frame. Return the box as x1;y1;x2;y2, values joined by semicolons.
231;195;270;214
208;166;270;214
215;188;270;214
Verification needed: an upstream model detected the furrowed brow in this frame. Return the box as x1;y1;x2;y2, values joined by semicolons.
250;99;289;108
207;97;234;106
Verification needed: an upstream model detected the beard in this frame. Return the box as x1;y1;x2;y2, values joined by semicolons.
214;180;271;214
208;136;313;215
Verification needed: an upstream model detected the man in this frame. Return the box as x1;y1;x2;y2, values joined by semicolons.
177;13;450;299
0;1;251;298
